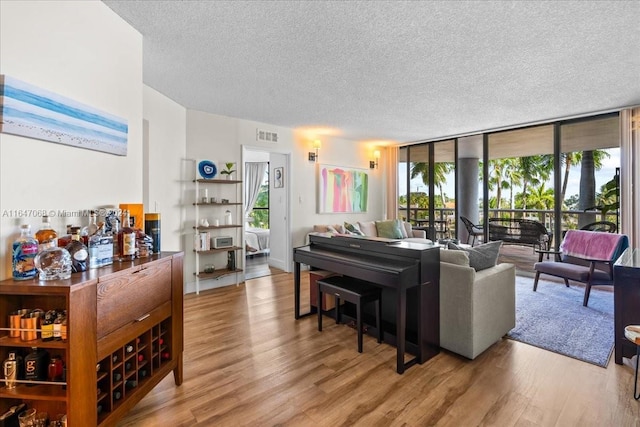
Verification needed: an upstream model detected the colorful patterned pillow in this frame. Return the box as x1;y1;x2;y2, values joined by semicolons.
375;219;404;239
344;222;365;236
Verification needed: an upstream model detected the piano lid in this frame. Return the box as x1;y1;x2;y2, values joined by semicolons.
308;233;436;253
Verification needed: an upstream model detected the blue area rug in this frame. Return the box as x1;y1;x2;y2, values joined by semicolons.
507;276;614;367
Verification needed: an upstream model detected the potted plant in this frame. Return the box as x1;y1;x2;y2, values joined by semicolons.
220;162;236;180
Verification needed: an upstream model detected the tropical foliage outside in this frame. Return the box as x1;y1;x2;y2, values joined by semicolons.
400;148;619;230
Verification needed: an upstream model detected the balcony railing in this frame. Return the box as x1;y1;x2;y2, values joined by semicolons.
400;206;618;239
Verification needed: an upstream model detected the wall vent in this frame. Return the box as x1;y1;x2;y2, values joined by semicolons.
256;128;278;143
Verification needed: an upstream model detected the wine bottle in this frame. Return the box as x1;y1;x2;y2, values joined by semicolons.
113;372;122;382
125;345;134;353
113;390;122;400
125;379;138;389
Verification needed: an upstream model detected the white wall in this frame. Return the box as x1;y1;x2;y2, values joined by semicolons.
142;86;187;251
185;110;383;292
0;1;143;280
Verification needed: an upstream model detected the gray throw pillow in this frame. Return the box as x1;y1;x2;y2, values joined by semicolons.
448;241;502;271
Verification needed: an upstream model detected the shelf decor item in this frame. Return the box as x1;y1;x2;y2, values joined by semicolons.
220;162;236;180
198;160;217;179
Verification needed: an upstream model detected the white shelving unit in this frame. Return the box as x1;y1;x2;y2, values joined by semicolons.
192;176;243;294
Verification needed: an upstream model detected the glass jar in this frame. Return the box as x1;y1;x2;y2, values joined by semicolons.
35;247;72;280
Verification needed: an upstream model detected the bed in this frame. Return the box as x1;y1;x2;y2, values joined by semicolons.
245;227;270;255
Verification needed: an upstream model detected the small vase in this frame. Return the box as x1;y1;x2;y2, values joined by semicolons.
226;173;232;180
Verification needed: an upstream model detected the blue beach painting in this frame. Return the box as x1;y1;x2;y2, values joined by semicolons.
0;75;128;156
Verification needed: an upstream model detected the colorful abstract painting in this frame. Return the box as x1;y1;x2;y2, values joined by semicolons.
318;165;369;213
0;75;128;155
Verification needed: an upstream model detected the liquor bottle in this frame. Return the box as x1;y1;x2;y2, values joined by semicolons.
35;215;58;250
60;311;68;341
144;213;161;254
24;347;49;382
12;224;39;280
53;311;65;340
118;211;136;261
57;224;73;248
110;217;120;261
81;210;99;244
41;310;57;342
3;352;18;389
89;223;113;269
66;227;88;273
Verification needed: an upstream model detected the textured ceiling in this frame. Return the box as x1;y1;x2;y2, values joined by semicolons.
103;0;640;144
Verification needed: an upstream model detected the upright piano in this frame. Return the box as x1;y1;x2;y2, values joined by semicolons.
293;234;440;374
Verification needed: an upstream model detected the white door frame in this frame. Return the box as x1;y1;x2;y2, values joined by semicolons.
242;145;293;273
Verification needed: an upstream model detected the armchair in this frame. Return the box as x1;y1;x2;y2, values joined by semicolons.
533;229;629;306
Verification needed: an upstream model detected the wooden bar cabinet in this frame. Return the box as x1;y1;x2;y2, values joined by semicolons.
0;252;184;426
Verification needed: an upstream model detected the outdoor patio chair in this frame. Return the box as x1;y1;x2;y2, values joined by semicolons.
460;216;483;246
581;221;617;233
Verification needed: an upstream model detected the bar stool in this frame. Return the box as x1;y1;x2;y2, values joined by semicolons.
624;325;640;400
317;276;382;353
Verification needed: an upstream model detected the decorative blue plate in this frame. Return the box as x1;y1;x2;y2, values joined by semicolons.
198;160;217;179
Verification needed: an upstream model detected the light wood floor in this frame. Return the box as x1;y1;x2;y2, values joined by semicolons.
117;271;640;426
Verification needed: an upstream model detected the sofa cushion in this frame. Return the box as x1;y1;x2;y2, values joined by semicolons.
399;221;409;238
440;249;470;267
449;241;502;271
376;219;404;239
313;224;345;234
344;221;365;236
357;221;377;237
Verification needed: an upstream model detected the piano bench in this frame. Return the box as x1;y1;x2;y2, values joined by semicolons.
317;276;382;353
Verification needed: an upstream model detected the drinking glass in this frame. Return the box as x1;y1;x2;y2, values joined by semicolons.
34;412;48;427
18;408;36;427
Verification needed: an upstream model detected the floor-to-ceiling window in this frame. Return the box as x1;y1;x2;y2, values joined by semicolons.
560;114;620;232
398;112;621;249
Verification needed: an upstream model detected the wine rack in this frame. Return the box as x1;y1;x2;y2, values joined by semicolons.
97;319;172;421
0;252;184;426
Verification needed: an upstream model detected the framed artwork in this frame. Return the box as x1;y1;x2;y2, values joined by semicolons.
0;75;128;156
318;164;369;213
274;167;284;188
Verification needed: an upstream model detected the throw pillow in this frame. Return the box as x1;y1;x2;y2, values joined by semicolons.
357;221;377;237
448;241;502;271
344;221;365;236
375;219;404;239
439;249;470;267
399;221;409;238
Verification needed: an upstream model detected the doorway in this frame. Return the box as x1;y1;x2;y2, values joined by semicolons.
242;146;291;280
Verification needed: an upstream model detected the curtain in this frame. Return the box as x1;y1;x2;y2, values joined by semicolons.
385;146;399;220
620;107;640;248
244;162;268;222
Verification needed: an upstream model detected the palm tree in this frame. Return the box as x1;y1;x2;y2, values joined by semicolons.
488;159;511;210
577;150;610;227
518;155;552;211
410;162;453;209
